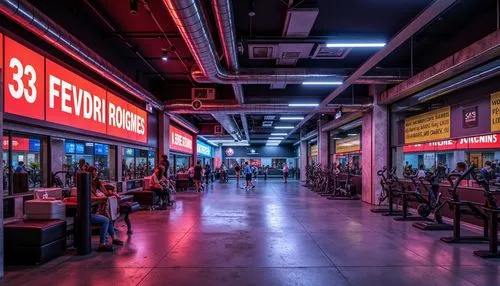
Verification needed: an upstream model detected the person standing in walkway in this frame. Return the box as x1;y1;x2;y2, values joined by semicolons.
194;160;203;192
283;162;289;183
234;163;241;185
244;162;255;190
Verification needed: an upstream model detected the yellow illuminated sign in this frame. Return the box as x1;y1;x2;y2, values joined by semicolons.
404;106;451;144
491;92;500;132
310;144;318;157
335;135;361;154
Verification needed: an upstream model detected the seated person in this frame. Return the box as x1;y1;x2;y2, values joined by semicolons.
88;166;123;252
480;161;494;181
151;166;170;209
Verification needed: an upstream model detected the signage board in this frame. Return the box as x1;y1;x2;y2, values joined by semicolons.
335;135;361;154
4;36;45;120
491;92;500;132
2;136;30;151
169;126;193;154
310;144;318;157
225;148;234;156
196;140;212;157
123;147;135;157
403;133;500;153
1;36;148;144
404;106;451;144
463;106;478;129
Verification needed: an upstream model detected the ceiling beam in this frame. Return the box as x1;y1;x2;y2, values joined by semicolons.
285;0;458;139
104;31;182;39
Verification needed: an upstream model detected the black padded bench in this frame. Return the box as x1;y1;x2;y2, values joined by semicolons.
5;219;66;265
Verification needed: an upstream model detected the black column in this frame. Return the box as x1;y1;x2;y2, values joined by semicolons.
75;172;91;255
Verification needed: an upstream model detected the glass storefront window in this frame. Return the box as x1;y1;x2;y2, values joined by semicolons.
122;148;155;180
65;140;112;182
3;132;44;195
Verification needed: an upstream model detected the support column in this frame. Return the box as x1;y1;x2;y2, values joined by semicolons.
193;137;198;165
300;129;308;182
317;119;329;167
159;112;170;158
0;71;4;279
362;85;389;204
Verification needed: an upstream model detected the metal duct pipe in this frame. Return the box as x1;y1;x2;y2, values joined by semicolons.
191;71;404;85
211;114;242;141
163;0;404;85
240;114;250;141
0;0;163;109
166;103;372;114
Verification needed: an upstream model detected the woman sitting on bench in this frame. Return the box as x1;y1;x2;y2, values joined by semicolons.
151;166;170;210
88;166;124;252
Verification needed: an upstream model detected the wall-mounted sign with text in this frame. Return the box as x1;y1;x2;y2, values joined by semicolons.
403;133;500;153
196;140;212;157
169;126;193;154
225;148;234;156
404;106;450;144
462;106;478;129
2;35;148;143
335;135;361;154
491;92;500;132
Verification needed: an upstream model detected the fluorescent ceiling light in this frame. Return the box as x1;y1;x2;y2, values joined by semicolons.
271;133;287;136
268;137;285;140
326;42;386;48
275;126;294;129
281;117;304;120
347;133;358;136
221;142;250;147
302;81;342;85
289;103;319;107
266;143;280;146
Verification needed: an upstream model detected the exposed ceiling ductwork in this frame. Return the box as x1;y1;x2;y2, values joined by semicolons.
162;0;405;85
0;0;163;109
165;103;372;114
211;113;242;141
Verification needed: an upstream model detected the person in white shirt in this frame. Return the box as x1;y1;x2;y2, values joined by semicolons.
283;163;289;183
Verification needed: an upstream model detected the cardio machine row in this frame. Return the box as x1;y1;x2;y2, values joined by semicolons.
373;165;500;259
305;164;360;200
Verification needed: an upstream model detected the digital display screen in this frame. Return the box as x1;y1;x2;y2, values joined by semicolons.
65;142;75;153
94;143;109;155
123;147;134;157
75;143;85;154
29;139;40;152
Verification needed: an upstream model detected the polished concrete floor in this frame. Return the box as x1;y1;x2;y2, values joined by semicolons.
3;180;500;286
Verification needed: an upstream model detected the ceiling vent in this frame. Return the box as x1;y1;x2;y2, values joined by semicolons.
270;82;287;89
282;8;319;38
249;44;278;59
276;43;314;66
312;44;351;59
262;121;274;127
191;88;216;100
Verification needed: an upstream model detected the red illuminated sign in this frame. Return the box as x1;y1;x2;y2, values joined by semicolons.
1;37;148;144
2;136;29;151
403;134;500;153
46;59;107;134
4;36;45;120
107;92;147;143
169;126;193;154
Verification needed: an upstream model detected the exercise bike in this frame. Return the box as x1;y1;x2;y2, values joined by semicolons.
371;166;404;216
412;172;454;230
440;165;489;244
392;172;434;222
471;172;500;258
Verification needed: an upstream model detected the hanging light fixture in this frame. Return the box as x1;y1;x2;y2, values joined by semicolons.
130;0;138;15
161;48;168;61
